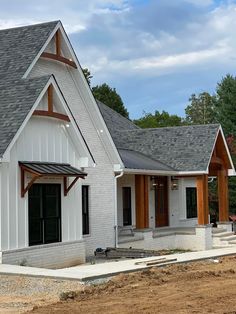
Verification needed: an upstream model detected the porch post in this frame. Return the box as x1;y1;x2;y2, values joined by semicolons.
218;169;229;222
135;175;149;229
196;175;209;225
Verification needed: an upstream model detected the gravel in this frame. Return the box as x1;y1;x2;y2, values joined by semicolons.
0;275;83;313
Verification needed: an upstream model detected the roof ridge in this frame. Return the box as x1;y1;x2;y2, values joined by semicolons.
0;20;60;32
114;123;220;133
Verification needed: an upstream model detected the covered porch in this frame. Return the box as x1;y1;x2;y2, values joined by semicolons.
117;131;235;251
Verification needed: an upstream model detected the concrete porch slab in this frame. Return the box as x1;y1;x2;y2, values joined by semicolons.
0;247;236;282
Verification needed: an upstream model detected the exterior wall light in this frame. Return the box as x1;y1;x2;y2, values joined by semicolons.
171;176;179;190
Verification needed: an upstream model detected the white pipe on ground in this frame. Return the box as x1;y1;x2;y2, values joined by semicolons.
114;170;124;248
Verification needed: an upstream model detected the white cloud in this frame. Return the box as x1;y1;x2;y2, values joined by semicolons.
79;2;236;80
184;0;213;6
0;18;41;30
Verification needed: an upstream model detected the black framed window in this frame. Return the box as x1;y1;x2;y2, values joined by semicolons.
123;187;132;226
28;184;61;246
186;187;197;219
82;185;89;235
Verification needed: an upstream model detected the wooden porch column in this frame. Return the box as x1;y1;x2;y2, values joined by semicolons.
218;169;229;222
197;175;209;225
135;175;149;229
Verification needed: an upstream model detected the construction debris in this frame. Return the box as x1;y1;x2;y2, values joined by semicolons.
94;247;161;259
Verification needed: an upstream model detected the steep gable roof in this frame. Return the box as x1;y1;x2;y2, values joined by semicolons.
0;21;58;83
0;76;51;158
97;100;139;135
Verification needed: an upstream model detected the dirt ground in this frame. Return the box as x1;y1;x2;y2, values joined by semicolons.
1;255;236;313
28;255;236;314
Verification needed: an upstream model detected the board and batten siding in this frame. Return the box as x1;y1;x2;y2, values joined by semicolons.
29;58;117;256
0;117;83;252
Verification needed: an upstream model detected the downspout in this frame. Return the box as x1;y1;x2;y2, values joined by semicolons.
114;170;124;248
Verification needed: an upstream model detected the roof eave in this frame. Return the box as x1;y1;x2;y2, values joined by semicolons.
122;168;208;176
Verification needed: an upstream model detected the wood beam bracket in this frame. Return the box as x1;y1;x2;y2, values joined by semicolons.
41;52;77;68
63;177;80;196
21;167;42;197
33;110;70;122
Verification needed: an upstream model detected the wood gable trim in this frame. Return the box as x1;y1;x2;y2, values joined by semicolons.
41;30;77;69
33;84;70;122
208;128;234;175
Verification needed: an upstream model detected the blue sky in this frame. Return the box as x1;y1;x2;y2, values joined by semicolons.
0;0;236;119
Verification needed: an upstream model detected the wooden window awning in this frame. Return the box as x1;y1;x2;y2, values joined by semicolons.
19;161;87;197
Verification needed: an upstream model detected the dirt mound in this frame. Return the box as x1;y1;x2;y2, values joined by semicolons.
10;255;236;313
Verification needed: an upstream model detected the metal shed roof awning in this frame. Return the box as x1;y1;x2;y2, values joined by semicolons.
19;161;87;197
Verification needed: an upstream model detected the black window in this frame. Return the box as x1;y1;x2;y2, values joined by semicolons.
123;187;132;226
186;187;197;219
28;184;61;246
82;186;89;235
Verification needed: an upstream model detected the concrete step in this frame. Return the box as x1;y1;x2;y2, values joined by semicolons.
212;228;227;234
212;232;234;238
229;240;236;245
212;244;235;249
220;235;236;242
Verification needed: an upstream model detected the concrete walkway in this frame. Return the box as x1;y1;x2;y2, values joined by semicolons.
0;246;236;282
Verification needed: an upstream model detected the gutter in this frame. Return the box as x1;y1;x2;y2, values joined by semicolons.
114;169;124;248
122;168;208;176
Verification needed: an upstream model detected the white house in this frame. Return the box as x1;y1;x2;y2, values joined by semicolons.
0;21;235;268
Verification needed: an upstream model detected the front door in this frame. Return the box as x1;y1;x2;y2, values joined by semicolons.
123;187;132;226
28;184;61;246
155;176;169;227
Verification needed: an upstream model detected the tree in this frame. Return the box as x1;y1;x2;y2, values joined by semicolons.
185;92;216;125
134;110;184;128
214;74;236;136
82;68;93;86
92;83;129;118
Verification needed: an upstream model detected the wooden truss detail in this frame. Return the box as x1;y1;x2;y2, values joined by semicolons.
33;84;70;122
41;30;77;69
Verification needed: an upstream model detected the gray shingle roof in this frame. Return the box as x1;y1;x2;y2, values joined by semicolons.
98;101;220;172
97;100;139;135
0;76;51;157
0;21;58;83
0;21;60;158
112;125;220;172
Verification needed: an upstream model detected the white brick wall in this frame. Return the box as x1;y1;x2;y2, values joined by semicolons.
1;240;86;269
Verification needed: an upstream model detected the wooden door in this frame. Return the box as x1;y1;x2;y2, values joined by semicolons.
155;177;169;227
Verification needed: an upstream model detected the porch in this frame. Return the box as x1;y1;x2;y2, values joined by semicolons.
117;131;234;251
